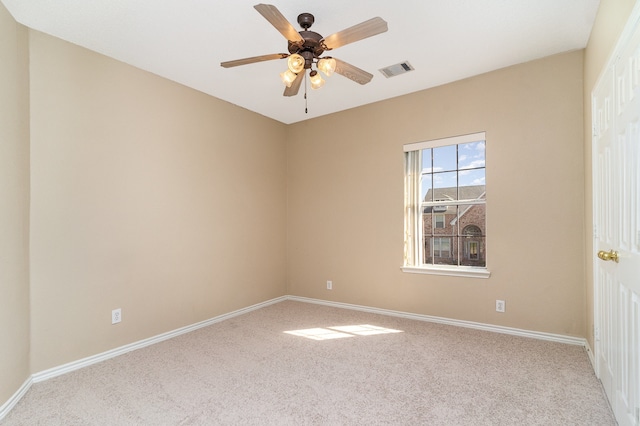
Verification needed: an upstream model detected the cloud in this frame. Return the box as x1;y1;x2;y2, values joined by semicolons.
472;177;486;185
462;141;485;151
459;159;485;170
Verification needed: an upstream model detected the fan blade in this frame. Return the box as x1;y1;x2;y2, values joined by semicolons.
321;17;388;50
334;58;373;85
254;4;304;43
221;53;288;68
283;72;303;97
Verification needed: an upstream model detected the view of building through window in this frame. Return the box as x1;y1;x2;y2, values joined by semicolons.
421;140;486;267
403;133;486;271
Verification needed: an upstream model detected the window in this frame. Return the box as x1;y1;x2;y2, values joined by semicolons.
403;132;489;278
432;236;451;257
462;225;482;261
466;241;479;259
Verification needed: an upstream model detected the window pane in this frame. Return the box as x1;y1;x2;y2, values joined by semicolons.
433;145;457;172
458;141;485;170
458;204;485;266
433;236;457;266
423;211;433;236
459;168;485;190
422;203;485;267
457;204;485;237
460;237;486;267
421;148;432;172
420;174;432;202
433;171;457;200
433;205;457;236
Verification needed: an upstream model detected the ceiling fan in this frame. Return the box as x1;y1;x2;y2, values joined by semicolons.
220;4;388;97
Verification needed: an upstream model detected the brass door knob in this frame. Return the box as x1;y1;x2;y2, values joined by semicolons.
597;249;619;263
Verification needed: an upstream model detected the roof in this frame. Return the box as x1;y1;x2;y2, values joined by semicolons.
424;185;486;203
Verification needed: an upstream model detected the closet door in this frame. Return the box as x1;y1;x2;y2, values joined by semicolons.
593;13;640;426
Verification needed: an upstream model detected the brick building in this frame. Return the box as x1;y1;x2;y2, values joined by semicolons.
423;185;486;267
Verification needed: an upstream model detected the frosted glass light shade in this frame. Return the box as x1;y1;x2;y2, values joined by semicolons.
317;57;336;77
309;70;325;89
280;69;297;87
287;54;305;73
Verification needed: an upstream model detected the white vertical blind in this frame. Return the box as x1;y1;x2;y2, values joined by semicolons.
403;150;421;266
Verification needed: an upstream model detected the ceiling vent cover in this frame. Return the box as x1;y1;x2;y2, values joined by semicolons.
379;61;414;78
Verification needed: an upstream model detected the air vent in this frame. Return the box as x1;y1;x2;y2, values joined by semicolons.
379;61;414;78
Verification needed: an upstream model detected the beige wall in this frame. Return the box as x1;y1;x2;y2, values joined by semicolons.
0;2;31;405
287;51;586;337
582;0;636;352
1;0;634;412
28;31;287;372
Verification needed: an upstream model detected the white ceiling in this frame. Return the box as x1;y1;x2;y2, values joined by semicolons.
2;0;600;124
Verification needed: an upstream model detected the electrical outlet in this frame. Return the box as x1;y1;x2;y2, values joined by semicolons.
111;308;122;324
327;280;332;290
495;300;506;313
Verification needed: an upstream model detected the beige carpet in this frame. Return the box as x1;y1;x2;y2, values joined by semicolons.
2;300;615;425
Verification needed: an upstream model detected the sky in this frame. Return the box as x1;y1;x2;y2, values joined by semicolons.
420;141;486;201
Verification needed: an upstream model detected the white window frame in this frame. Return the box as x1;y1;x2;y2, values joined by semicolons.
402;132;490;279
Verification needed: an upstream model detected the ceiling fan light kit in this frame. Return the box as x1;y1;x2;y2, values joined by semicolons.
279;69;297;87
317;57;336;77
309;70;325;90
287;53;305;74
221;4;388;98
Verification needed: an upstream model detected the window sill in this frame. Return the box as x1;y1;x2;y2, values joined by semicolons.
401;265;491;279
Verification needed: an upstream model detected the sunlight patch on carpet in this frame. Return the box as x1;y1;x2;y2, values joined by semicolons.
285;324;403;340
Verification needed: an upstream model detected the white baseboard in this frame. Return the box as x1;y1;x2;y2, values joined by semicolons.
2;294;588;421
31;296;287;383
1;297;285;421
0;376;32;422
287;296;587;347
30;294;588;384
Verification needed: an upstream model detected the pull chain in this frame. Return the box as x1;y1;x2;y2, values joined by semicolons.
304;71;308;114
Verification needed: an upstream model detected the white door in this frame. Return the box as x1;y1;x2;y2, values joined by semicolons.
593;10;640;426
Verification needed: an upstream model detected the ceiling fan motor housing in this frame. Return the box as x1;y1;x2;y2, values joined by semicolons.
285;13;327;69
